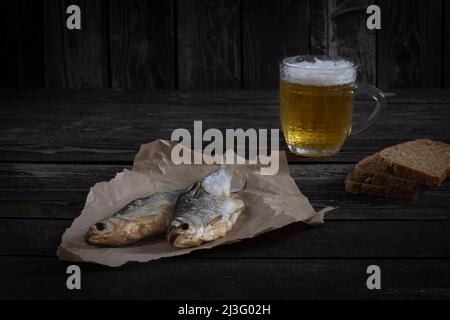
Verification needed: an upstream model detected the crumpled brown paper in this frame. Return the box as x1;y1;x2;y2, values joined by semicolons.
57;140;332;267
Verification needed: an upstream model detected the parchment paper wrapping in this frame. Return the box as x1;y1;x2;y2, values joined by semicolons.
57;140;332;267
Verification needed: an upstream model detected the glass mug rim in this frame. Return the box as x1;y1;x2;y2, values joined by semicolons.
280;55;358;71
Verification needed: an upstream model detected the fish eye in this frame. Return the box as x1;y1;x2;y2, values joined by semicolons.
181;223;189;230
95;223;105;231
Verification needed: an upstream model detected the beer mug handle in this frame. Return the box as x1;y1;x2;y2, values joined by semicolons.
350;84;386;135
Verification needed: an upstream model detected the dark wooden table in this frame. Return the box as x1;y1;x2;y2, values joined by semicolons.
0;89;449;299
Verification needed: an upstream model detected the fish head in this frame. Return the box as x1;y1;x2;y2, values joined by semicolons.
85;219;117;246
167;216;204;248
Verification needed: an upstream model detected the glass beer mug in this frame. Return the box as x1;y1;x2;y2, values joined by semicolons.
280;55;386;157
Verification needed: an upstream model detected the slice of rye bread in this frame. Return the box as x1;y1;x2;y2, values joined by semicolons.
378;139;450;187
345;173;419;200
351;154;421;192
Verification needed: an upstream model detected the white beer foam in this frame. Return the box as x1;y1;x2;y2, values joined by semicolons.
281;57;356;86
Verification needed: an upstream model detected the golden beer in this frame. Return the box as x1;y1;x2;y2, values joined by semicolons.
280;80;355;155
280;56;357;157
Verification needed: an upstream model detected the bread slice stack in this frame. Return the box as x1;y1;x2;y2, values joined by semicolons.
345;139;450;200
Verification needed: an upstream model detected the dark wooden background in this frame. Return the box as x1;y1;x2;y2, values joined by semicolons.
0;0;447;90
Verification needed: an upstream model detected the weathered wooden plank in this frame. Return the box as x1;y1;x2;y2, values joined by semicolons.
377;0;441;89
1;163;449;220
43;0;109;88
0;0;43;87
310;0;328;55
242;0;310;88
0;98;448;163
445;0;450;88
2;219;450;258
0;256;449;299
328;0;376;85
2;187;449;220
0;132;446;165
1;89;450;104
109;0;174;89
177;0;241;89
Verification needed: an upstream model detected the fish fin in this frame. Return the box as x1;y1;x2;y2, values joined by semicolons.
230;180;247;193
207;215;223;225
229;204;245;225
183;181;203;198
202;167;234;196
202;216;230;242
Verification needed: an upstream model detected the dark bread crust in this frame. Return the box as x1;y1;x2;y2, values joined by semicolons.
378;139;450;187
344;139;449;200
345;174;419;201
352;154;421;191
